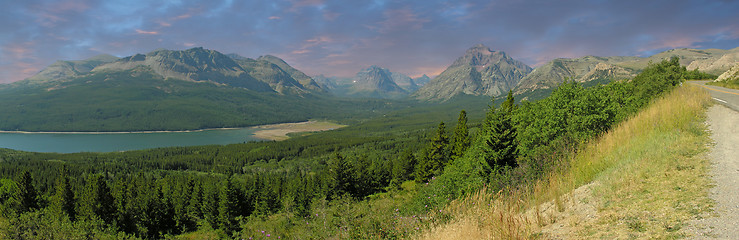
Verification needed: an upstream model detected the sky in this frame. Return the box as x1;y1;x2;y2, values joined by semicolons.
1;0;739;83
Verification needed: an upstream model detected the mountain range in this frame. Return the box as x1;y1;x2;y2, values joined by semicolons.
313;66;417;99
0;47;395;131
2;44;736;131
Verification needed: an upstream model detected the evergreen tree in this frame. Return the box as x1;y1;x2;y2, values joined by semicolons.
201;179;221;229
391;149;416;187
327;152;353;200
16;171;38;213
186;181;204;225
113;178;134;234
50;166;76;221
415;122;449;182
218;177;240;235
451;110;471;159
483;90;518;171
78;174;115;224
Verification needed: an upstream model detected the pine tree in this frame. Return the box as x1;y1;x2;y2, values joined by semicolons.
16;171;38;213
50;166;76;221
415;122;449;182
79;175;115;224
218;177;240;235
391;149;416;187
327;152;353;200
451;110;471;159
483;90;518;171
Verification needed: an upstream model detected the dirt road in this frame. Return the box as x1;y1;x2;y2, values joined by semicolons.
687;82;739;239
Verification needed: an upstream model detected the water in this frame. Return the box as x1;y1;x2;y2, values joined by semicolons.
0;128;263;153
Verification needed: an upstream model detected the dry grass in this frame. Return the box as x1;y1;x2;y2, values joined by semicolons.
250;120;347;141
418;85;713;239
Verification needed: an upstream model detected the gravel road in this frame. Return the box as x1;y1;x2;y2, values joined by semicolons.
688;104;739;239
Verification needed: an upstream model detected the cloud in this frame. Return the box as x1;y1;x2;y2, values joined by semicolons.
0;0;738;83
135;29;159;35
292;49;310;54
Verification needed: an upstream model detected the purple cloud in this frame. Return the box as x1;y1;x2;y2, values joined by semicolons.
1;0;738;83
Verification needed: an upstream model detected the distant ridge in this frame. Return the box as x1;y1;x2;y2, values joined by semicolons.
349;65;407;99
413;44;532;101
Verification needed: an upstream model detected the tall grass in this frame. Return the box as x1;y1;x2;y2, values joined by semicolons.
418;85;712;239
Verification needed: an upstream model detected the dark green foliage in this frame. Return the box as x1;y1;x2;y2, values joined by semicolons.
50;167;76;221
451;110;471;160
78;175;115;225
218;177;241;235
391;149;417;187
326;152;354;200
16;171;38;213
415;122;450;182
482;91;518;171
0;178;19;217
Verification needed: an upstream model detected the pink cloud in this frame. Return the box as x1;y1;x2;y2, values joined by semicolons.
135;29;159;35
292;49;311;54
173;13;193;20
410;66;447;78
268;16;281;20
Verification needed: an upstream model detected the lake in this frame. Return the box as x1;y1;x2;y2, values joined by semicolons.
0;128;263;153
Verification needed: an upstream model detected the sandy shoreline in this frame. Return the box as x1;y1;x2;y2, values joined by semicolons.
0;121;347;141
249;121;347;141
0;127;241;134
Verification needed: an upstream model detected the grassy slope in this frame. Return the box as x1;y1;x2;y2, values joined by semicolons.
707;79;739;90
0;68;402;132
419;85;713;239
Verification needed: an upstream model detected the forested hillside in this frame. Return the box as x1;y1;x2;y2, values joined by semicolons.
0;58;713;239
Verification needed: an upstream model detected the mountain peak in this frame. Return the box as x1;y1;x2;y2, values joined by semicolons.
94;47;274;92
413;44;532;101
350;65;406;98
256;55;325;92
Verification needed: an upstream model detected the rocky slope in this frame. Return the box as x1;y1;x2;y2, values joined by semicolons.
514;56;639;94
413;74;432;86
94;47;274;92
413;44;532;101
715;63;739;82
349;65;407;98
257;55;325;92
391;71;419;92
24;54;119;84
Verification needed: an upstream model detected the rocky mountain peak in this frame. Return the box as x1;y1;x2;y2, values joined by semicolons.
413;44;531;101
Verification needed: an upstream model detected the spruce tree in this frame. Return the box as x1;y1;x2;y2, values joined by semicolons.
327;152;353;200
79;175;115;224
51;166;76;221
483;90;518;171
415;122;449;182
451;110;471;159
16;171;38;213
218;177;240;235
391;149;416;186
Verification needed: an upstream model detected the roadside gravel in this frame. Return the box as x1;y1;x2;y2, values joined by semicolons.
688;105;739;239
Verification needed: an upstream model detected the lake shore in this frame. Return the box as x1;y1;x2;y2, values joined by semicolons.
250;121;347;141
0;120;347;141
0;127;241;134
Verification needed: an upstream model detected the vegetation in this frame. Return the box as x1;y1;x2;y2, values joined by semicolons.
420;84;712;239
0;58;713;239
0;67;406;132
